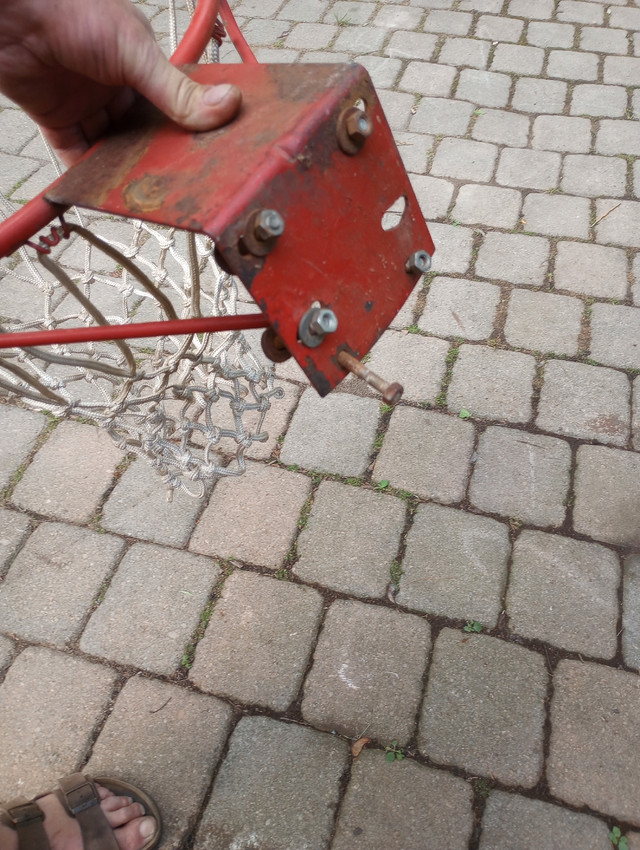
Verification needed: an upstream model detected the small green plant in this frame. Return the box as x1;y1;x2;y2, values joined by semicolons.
286;463;299;472
377;479;390;490
474;778;491;799
274;567;291;581
380;402;393;414
405;324;420;334
463;621;483;633
335;12;353;25
609;827;629;850
385;741;405;762
390;560;403;586
459;408;472;420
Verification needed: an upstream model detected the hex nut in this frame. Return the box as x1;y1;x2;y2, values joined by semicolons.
254;210;285;242
405;250;432;275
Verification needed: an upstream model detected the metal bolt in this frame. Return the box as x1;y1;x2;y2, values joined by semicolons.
345;109;373;146
405;250;432;275
309;308;339;336
254;209;285;242
338;350;404;405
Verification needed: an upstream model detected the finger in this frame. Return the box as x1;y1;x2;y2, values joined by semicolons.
80;106;112;147
40;123;89;167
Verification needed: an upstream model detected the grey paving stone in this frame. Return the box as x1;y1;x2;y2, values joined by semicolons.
364;330;449;404
374;4;423;30
302;599;430;744
491;44;544;76
373;407;475;504
596;200;640;249
496;148;561;191
395;131;433;174
512;78;568;115
458;0;502;10
470;426;571;527
560;154;627;198
508;0;554;18
325;1;376;26
284;21;336;48
479;790;612;850
476;14;523;43
537;360;630;447
11;421;123;523
294;480;406;598
332;750;474;850
505;289;582;356
453;184;522;230
532;115;592;153
428;222;474;275
0;646;116;799
386;30;438;61
526;21;575;48
101;459;204;546
0;109;37;155
424;9;472;35
439;37;491;69
410;174;454;219
420;276;501;340
241;17;289;43
399;61;457;98
571;84;627;118
0;508;30;577
472;109;531;146
195;717;348;850
419;630;547;787
476;232;550;287
522;192;590;239
634;375;640;451
190;570;322;710
354;54;402;89
604;55;640;86
80;543;219;674
0;405;47;490
390;280;423;330
546;49;599;81
590;303;640;370
549;660;640;826
455;69;511;108
398;503;509;625
0;523;123;647
0;154;39;195
573;445;640;547
333;25;386;53
581;25;628;56
410;97;474;136
87;676;232;850
597;120;640;156
557;0;603;25
376;89;414;131
190;461;311;567
447;345;536;424
623;556;640;672
431;138;497;182
506;530;620;658
278;0;324;22
554;242;628;300
609;6;640;30
0;635;13;671
279;390;380;477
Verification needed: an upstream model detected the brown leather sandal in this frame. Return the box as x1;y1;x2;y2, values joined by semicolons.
0;773;161;850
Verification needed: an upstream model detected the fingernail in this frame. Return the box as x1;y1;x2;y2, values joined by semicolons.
139;817;156;839
202;84;234;106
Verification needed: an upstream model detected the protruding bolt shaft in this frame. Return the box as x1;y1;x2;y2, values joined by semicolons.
254;209;285;242
338;350;404;405
406;250;432;275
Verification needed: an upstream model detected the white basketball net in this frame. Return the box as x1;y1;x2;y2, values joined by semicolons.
0;2;282;498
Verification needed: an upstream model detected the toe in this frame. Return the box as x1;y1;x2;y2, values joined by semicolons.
104;802;145;829
101;794;134;813
114;816;157;850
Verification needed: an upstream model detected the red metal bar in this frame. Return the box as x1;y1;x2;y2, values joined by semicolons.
219;0;258;64
0;313;269;350
171;0;221;66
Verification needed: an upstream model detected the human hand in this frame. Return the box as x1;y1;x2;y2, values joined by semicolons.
0;0;241;166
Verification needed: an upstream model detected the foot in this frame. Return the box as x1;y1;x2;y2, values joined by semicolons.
0;783;156;850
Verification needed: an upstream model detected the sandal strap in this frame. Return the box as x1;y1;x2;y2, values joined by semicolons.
57;774;119;850
2;797;49;850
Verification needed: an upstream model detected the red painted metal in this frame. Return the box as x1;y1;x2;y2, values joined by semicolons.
42;63;434;395
219;0;258;64
170;0;220;66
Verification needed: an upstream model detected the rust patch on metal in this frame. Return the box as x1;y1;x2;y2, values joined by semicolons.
123;174;169;214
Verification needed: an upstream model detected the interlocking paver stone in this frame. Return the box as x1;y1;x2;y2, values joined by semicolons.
285;22;336;48
526;20;574;48
537;360;630;446
623;556;640;672
302;599;430;744
595;200;640;249
563;156;626;199
424;10;472;35
455;69;511;108
447;344;536;423
470;426;570;527
491;44;544;75
373;407;475;503
420;276;501;340
571;84;627;118
504;289;582;356
476;232;550;287
557;0;603;25
0;635;13;671
573;445;640;547
190;570;322;710
354;54;402;89
479;791;612;850
0;405;46;490
279;389;379;477
508;0;554;18
431;137;497;181
80;543;220;674
597;120;640;156
366;330;449;404
87;676;233;850
0;523;123;646
395;130;432;173
332;751;474;850
428;222;474;274
410;97;474;136
512;78;567;114
581;25;627;55
507;530;620;658
191;462;310;567
386;30;438;61
604;55;640;86
278;0;324;22
634;375;640;451
377;89;415;131
439;37;490;69
399;61;457;97
374;5;423;30
195;717;348;850
496;148;561;190
554;242;629;299
523;192;590;239
11;420;123;523
398;503;509;625
532;115;591;153
419;630;547;787
477;14;523;42
472;109;530;146
0;508;30;576
590;303;640;370
0;647;116;799
294;480;406;598
549;660;640;826
333;25;385;53
410;174;454;219
326;1;375;26
452;184;522;229
547;50;598;81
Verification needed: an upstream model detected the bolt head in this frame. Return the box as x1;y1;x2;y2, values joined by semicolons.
405;250;432;275
310;308;339;336
344;109;373;146
254;209;285;241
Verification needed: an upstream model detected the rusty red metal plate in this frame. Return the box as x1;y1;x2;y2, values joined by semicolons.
47;63;434;395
